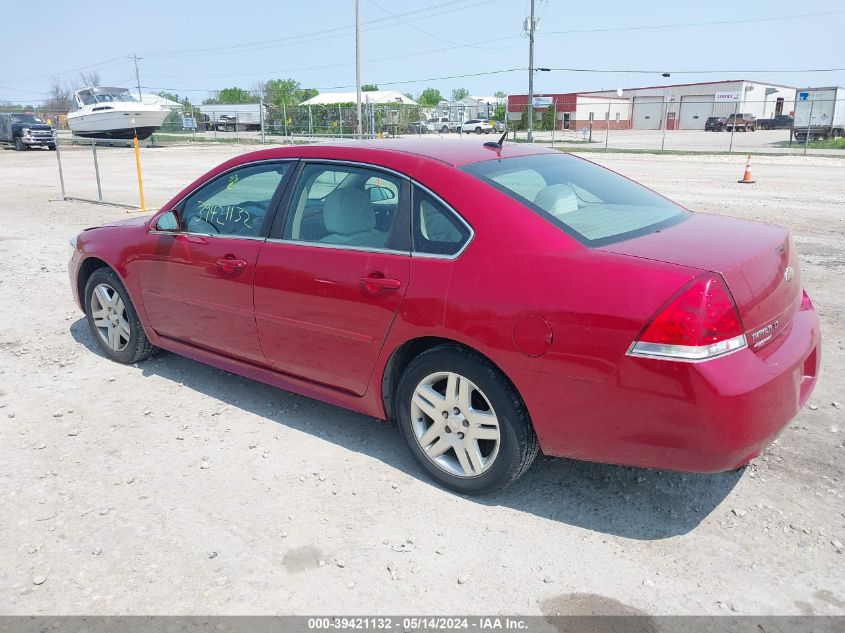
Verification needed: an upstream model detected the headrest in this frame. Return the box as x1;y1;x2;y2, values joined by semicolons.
323;188;375;235
534;184;579;216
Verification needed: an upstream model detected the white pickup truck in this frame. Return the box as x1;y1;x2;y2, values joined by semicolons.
426;116;460;133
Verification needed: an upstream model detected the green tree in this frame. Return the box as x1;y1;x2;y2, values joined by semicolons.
207;87;257;105
361;84;379;92
493;103;506;123
156;91;181;103
451;87;470;101
417;87;444;107
300;88;319;102
494;90;507;99
518;107;529;131
541;103;557;131
259;79;320;108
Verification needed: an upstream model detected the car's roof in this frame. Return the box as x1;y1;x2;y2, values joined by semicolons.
234;138;557;168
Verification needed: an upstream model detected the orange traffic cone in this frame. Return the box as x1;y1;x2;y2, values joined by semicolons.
738;154;755;184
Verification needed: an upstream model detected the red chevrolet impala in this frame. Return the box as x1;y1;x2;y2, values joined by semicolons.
68;140;820;494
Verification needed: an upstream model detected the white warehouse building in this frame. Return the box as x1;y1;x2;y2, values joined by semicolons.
585;80;796;130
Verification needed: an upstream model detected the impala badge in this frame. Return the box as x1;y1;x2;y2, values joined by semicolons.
784;266;795;283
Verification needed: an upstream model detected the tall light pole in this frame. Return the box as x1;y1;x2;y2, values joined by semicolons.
355;0;363;139
526;0;536;143
659;72;670;152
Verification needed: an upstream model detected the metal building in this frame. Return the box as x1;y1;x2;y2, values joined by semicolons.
508;80;796;131
585;80;796;130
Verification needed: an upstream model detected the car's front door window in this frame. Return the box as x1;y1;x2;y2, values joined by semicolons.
179;162;291;238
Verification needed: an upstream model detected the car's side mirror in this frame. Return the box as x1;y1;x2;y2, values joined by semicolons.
155;209;181;232
368;186;395;203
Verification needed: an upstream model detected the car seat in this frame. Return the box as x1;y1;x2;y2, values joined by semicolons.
319;188;386;248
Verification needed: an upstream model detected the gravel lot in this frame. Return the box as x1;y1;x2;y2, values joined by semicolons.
0;142;843;616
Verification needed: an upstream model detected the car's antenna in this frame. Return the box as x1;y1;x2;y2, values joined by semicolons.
484;130;508;150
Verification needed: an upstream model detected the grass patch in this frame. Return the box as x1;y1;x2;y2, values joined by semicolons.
772;137;845;150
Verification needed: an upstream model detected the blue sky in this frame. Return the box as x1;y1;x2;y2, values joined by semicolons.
1;0;842;105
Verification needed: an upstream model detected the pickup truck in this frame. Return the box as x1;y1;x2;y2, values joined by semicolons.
756;114;793;130
725;113;756;132
0;112;56;150
426;116;460;133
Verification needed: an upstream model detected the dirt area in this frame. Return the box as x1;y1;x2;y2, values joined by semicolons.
0;142;843;616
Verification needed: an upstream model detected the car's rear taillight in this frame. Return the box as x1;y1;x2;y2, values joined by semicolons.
627;273;747;362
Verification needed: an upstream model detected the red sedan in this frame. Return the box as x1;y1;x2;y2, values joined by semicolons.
68;140;820;494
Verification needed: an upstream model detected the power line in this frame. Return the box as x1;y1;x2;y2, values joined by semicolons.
142;63;845;95
138;0;499;59
4;57;129;84
144;68;525;94
539;9;845;36
365;0;505;51
545;67;845;74
148;35;525;82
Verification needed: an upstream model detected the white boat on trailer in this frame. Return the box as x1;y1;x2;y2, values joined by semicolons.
67;87;168;141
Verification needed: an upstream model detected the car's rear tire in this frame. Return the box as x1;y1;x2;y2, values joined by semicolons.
441;126;449;133
395;345;539;495
475;127;483;134
84;267;157;364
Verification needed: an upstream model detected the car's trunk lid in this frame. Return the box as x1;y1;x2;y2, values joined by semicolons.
599;213;801;351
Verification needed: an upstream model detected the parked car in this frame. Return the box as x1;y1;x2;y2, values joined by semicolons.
426;116;460;133
726;113;757;132
0;112;56;150
757;115;793;130
407;121;428;134
489;119;505;133
461;119;495;134
704;117;726;131
69;141;820;495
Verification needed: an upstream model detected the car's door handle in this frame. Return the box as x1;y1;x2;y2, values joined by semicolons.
360;275;402;292
216;256;248;273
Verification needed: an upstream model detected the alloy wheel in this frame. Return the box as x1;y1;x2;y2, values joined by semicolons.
90;283;131;352
410;371;501;478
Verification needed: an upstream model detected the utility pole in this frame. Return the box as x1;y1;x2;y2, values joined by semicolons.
526;0;536;143
129;54;143;101
355;0;363;140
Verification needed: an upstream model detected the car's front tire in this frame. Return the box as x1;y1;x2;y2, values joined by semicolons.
14;137;25;151
84;267;157;364
396;345;539;495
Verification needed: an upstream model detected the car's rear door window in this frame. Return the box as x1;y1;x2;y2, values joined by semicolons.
462;153;689;247
281;163;409;251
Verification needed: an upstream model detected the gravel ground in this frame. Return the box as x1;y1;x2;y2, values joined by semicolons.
0;143;843;616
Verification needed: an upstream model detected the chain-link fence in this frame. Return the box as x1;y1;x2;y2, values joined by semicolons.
153;103;438;143
147;101;511;144
504;96;845;155
29;95;844;156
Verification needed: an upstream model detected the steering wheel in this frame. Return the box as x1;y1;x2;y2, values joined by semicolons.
187;216;220;234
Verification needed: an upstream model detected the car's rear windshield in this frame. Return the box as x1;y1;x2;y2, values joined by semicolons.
461;153;689;247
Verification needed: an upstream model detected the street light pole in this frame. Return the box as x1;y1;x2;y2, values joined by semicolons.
659;73;671;152
526;0;536;143
128;54;143;101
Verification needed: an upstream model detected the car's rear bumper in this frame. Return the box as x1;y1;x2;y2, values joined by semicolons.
514;307;821;472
